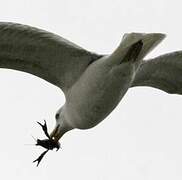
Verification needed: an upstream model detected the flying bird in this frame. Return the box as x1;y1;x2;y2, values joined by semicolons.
0;22;182;165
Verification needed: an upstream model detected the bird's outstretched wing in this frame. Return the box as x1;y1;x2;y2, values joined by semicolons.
0;22;102;93
131;51;182;95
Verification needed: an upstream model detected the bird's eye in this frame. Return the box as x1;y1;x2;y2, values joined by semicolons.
55;113;59;119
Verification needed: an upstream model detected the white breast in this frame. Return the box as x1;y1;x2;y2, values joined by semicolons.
64;57;135;129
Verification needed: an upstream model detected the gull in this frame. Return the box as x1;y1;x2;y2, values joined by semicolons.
0;22;182;165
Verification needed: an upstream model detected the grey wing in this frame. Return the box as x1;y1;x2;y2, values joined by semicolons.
0;22;102;93
131;51;182;94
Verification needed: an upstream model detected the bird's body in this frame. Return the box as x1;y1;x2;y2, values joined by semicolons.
64;39;144;129
0;22;181;145
65;56;135;129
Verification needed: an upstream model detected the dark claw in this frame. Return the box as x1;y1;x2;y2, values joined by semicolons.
37;120;51;139
33;150;49;167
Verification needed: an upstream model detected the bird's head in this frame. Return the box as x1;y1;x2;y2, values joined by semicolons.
50;106;73;141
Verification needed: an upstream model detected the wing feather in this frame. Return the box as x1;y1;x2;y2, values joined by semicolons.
0;22;102;93
131;51;182;94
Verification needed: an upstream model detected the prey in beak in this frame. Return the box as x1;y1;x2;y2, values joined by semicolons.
33;120;60;167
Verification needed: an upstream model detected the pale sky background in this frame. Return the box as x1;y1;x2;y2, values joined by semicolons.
0;0;182;179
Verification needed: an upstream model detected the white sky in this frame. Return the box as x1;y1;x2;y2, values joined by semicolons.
0;0;182;179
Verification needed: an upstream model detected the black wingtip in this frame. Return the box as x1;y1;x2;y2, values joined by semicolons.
33;157;41;167
33;150;49;167
36;120;51;139
37;121;43;127
33;159;40;167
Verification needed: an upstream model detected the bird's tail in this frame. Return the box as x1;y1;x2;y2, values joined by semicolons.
106;33;166;66
122;33;166;59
